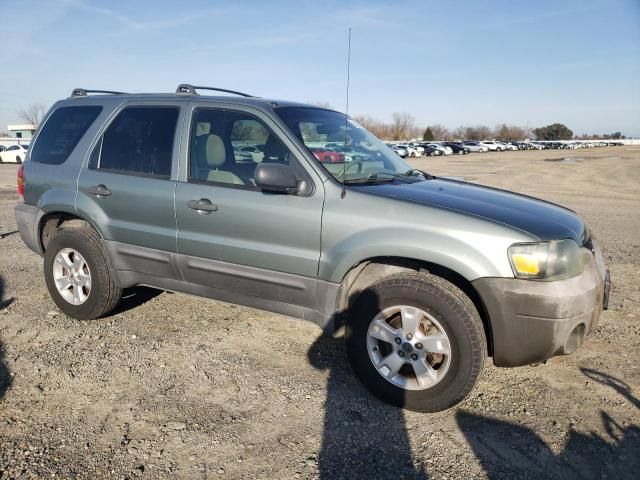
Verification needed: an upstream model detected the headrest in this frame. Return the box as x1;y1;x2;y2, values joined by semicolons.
196;122;211;136
206;134;226;168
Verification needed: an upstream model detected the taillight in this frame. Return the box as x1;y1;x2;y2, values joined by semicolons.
17;164;24;199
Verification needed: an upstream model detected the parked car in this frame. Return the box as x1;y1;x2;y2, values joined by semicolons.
462;141;488;152
310;147;343;163
417;144;444;156
0;144;29;164
234;145;265;163
499;142;518;151
391;145;408;158
396;144;420;158
15;85;610;412
426;143;452;155
479;141;502;151
443;142;470;155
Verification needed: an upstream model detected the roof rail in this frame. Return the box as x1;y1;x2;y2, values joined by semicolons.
176;84;253;98
70;88;127;98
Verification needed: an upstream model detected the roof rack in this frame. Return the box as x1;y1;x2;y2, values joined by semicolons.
176;84;253;98
70;88;127;98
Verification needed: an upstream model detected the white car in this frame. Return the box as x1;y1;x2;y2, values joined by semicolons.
408;143;425;155
0;144;29;164
391;145;408;158
501;142;518;151
427;143;453;155
480;141;502;151
234;145;264;163
462;141;488;152
396;144;420;157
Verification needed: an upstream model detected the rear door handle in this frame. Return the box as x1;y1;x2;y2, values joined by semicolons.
187;198;218;214
87;184;112;197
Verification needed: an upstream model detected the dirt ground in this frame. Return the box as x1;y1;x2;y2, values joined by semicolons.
0;146;638;479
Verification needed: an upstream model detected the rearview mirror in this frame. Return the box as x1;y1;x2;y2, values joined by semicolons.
254;163;299;194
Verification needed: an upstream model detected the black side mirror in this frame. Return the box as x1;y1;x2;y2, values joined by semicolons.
254;163;299;194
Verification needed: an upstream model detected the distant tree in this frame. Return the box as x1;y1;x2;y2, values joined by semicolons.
459;125;492;141
533;123;573;140
429;124;451;141
494;123;527;141
423;127;435;141
390;112;415;140
353;115;389;139
18;103;47;126
611;131;622;139
0;132;10;138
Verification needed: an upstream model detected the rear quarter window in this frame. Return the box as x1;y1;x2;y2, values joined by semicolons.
30;106;103;165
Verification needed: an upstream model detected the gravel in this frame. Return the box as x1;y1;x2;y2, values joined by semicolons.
0;147;639;479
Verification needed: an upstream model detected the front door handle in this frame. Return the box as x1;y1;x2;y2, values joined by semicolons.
187;198;218;214
87;184;112;197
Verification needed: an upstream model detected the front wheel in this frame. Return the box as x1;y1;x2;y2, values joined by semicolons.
346;273;486;412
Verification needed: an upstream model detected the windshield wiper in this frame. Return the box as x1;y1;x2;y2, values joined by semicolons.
343;172;399;184
403;169;434;179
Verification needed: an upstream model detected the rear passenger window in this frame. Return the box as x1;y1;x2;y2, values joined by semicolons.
97;107;178;178
30;106;102;165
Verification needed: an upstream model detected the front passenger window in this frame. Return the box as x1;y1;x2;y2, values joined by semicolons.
189;108;291;188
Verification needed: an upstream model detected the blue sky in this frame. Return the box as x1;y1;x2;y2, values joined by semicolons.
1;0;639;136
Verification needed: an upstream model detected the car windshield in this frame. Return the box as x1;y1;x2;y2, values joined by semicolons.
276;107;426;184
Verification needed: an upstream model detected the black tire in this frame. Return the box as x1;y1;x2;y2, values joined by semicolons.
345;272;486;412
44;228;122;320
16;156;22;165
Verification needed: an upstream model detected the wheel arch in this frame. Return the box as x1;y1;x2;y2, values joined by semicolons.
38;210;105;252
337;256;494;356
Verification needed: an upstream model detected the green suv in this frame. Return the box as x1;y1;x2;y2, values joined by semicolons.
14;85;610;411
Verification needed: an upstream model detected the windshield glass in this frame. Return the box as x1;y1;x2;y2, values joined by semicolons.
276;107;425;184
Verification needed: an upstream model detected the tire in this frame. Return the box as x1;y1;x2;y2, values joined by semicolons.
44;228;122;320
16;156;22;165
346;272;486;412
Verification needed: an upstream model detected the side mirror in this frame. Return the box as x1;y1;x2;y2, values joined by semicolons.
254;163;299;194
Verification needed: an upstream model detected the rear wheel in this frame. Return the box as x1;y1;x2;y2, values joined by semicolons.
346;273;486;412
44;228;122;319
16;156;22;164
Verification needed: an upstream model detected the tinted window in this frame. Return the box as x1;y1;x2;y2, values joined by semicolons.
189;108;291;188
30;106;102;165
98;107;178;178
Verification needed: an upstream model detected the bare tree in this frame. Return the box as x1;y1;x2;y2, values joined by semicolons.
429;124;452;141
18;103;48;127
390;112;415;141
353;115;390;139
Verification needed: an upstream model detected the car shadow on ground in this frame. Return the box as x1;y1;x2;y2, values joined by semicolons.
0;275;14;401
110;286;163;316
456;368;640;479
307;285;638;480
307;288;429;479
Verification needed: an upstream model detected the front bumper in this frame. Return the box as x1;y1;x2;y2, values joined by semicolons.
472;244;609;367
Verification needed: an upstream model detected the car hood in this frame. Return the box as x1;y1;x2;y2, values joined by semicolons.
356;178;585;242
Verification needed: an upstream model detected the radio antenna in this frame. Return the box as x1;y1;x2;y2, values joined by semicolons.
341;27;352;199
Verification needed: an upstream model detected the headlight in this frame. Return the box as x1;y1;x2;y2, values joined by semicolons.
508;239;584;281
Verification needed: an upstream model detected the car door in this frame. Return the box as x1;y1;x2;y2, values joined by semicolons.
77;102;186;280
174;104;324;308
